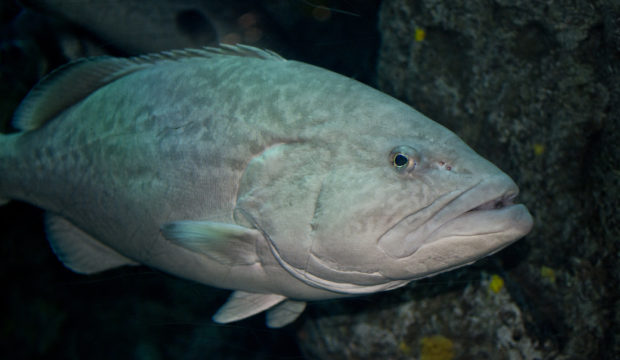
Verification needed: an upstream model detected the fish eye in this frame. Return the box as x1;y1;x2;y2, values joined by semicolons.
390;146;418;171
394;154;409;168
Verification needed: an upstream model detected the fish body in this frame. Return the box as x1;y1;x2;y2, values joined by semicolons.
0;45;533;327
22;0;283;54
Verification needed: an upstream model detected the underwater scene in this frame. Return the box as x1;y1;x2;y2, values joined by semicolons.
0;0;618;359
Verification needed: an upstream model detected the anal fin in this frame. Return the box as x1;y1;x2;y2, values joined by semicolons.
45;213;138;274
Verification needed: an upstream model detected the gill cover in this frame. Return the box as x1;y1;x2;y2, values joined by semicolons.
235;142;410;294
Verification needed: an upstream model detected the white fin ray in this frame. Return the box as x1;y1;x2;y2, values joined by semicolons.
204;43;284;60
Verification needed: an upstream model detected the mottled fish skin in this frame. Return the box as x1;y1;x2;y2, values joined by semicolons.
0;45;533;327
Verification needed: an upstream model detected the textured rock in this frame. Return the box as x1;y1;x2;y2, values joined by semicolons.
300;271;547;360
298;0;620;359
2;0;618;358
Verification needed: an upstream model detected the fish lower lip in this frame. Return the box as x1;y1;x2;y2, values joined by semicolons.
379;179;523;259
380;203;533;280
438;203;533;238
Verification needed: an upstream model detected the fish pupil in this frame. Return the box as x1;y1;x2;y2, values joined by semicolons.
394;154;409;167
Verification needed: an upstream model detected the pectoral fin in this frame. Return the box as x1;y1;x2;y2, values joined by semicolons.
212;291;287;324
160;220;262;266
266;300;306;328
45;213;138;274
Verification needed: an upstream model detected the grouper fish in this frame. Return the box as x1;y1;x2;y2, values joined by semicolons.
0;45;533;327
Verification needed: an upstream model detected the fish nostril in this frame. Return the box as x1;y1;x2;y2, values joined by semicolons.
437;161;452;171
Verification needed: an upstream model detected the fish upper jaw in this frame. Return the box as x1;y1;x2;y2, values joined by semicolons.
377;174;533;266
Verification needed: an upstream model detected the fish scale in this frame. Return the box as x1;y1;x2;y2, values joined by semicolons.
0;45;532;327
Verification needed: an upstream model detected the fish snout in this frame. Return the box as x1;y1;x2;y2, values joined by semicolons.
377;173;532;263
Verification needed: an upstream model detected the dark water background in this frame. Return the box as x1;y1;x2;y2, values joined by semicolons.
1;1;618;359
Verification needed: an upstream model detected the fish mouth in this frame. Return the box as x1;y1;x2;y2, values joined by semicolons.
378;176;533;260
465;190;518;212
430;194;533;243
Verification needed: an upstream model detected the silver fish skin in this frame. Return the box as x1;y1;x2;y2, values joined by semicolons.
0;45;533;327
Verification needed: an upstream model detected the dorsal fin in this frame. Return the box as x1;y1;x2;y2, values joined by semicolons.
201;43;285;61
12;56;150;131
12;44;285;131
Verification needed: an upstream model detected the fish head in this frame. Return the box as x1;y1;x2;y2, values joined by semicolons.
235;95;533;296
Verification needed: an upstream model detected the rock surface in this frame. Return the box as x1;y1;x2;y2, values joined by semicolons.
298;0;620;359
2;0;618;359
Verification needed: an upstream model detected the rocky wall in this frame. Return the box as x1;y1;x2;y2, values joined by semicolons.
298;0;620;359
